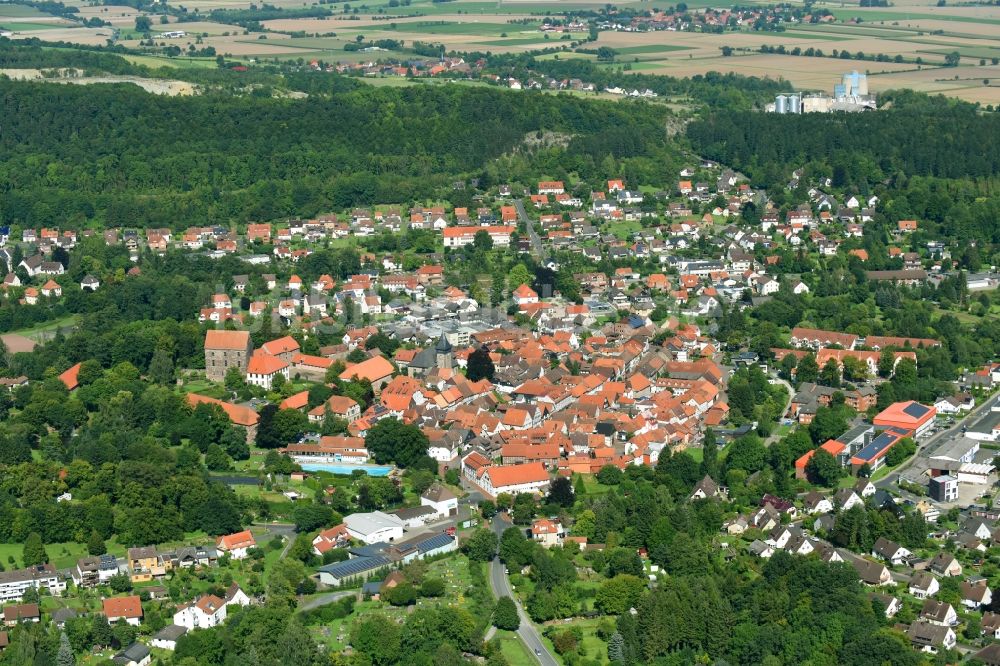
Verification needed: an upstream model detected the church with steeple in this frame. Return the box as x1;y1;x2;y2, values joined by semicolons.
406;332;454;377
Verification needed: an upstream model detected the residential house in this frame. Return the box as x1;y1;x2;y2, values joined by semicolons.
127;547;168;583
961;580;993;609
909;572;940;600
929;552;962;577
420;485;458;519
0;565;66;602
103;596;143;626
150;625;187;651
920;599;958;627
872;537;911;566
216;531;256;560
852;559;892;586
113;642;152;666
802;491;833;514
907;621;956;653
690;475;726;500
2;604;39;627
531;519;564;548
173;594;227;630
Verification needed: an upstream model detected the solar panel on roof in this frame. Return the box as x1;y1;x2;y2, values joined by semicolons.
855;432;898;461
902;402;930;419
319;555;389;579
416;533;454;554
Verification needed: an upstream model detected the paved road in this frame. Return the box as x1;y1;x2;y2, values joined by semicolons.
514;199;547;261
488;514;559;666
299;590;356;612
252;522;298;558
875;394;998;490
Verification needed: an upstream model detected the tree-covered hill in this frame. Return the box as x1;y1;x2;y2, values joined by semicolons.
0;78;679;229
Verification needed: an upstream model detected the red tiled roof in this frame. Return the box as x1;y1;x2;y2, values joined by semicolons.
261;336;300;356
247;352;289;375
103;596;142;620
339;356;395;383
187;394;259;427
205;329;251;351
485;462;549;488
279;390;310;410
59;362;82;391
216;530;256;551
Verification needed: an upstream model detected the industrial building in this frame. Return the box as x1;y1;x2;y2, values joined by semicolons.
768;71;877;114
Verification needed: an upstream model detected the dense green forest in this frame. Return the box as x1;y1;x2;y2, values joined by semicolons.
0;77;677;229
687;91;1000;244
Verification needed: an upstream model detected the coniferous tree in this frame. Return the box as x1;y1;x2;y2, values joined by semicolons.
57;632;75;666
22;532;47;566
86;529;106;556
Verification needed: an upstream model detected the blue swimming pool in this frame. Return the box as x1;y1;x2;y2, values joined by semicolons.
299;463;394;477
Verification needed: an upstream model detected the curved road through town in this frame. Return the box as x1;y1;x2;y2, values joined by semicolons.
489;514;559;666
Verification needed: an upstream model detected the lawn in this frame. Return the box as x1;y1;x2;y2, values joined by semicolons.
475;36;553;47
580;475;614;496
0;540;97;570
8;314;78;341
0;21;74;30
612;44;692;54
181;378;228;398
606;220;643;240
770;423;794;440
828;7;1000;25
0;4;49;17
372;20;532;35
121;53;223;69
497;631;537;666
766;29;846;41
308;554;477;650
551;617;610;664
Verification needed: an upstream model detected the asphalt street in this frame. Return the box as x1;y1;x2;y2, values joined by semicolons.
489;514;559;666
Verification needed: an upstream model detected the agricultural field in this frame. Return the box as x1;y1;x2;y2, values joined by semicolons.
4;0;1000;101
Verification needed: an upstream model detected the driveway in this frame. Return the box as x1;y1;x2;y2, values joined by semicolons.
299;590;356;612
765;377;795;446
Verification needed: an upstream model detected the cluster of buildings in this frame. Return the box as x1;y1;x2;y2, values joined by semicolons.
308;485;458;586
0;546;253;663
711;471;1000;654
768;72;878;114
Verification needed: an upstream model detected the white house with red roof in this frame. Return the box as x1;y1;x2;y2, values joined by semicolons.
478;462;550;497
173;594;227;630
215;530;256;560
311;524;352;556
531;518;564;548
41;280;61;298
245;351;290;390
513;284;539;306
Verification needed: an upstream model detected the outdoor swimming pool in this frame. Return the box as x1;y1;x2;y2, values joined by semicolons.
298;463;394;477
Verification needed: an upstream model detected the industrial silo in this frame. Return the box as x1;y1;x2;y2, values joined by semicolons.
789;94;801;114
856;72;869;96
775;94;788;114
